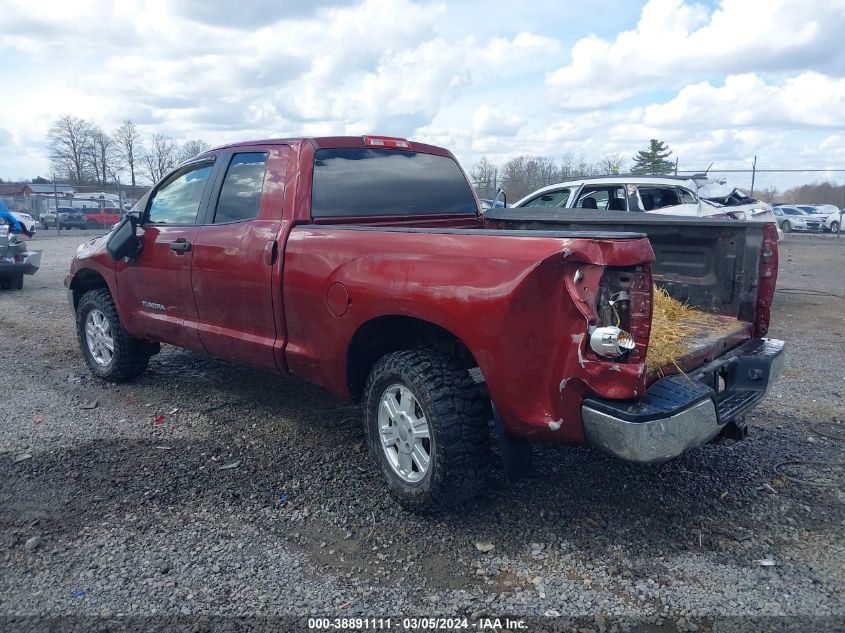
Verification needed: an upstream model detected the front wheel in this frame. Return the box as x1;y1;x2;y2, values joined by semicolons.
781;220;792;233
831;221;840;234
76;289;152;382
363;350;491;511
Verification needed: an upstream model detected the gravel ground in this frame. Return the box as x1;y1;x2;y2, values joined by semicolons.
0;231;843;631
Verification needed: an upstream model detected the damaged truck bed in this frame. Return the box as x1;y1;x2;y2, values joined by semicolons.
485;207;783;462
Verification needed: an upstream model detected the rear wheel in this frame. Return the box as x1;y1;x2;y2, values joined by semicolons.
781;220;792;233
363;349;491;511
76;289;152;382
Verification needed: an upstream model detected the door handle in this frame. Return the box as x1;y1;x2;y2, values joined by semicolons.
169;239;192;253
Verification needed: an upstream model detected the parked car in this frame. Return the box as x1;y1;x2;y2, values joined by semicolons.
8;210;36;237
66;135;783;510
796;204;841;233
772;205;821;232
694;178;777;223
40;207;87;230
511;175;780;233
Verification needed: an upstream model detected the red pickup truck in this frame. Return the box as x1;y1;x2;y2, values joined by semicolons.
82;206;123;230
65;135;784;510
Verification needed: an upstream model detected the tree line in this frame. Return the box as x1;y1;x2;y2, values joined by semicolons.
46;115;210;188
470;139;674;201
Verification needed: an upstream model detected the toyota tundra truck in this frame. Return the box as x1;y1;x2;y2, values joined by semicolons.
65;135;784;510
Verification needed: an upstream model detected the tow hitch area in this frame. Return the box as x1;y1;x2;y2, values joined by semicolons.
581;338;784;463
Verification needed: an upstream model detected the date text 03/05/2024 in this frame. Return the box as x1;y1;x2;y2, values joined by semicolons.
307;617;528;630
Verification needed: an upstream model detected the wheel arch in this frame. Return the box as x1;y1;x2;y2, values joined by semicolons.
69;268;111;313
346;315;481;401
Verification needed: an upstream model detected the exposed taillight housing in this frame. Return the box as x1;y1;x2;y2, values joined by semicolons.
594;266;652;363
363;135;412;149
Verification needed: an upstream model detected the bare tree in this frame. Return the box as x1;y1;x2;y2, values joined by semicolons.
87;127;117;186
178;139;211;163
48;115;94;183
757;186;779;203
141;133;178;183
114;120;142;188
599;153;625;175
469;157;499;199
500;155;559;201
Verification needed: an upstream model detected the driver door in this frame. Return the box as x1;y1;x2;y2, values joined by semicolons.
115;158;219;349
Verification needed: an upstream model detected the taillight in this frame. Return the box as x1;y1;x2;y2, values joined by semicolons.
755;223;779;336
593;266;652;362
363;135;412;149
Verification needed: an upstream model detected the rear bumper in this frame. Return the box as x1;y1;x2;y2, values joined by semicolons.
582;338;784;463
0;250;41;276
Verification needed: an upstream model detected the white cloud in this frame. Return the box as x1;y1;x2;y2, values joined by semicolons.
472;105;524;137
547;0;845;108
0;0;843;192
640;72;845;130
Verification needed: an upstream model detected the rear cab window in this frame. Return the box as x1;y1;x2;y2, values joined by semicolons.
311;148;478;218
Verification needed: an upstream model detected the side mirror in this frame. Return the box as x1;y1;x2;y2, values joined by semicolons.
107;214;142;261
494;188;507;208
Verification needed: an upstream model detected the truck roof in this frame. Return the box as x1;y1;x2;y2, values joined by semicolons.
206;136;452;157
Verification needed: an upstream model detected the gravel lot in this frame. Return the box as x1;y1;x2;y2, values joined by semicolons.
1;231;843;631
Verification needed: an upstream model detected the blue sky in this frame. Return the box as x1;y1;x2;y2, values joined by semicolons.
1;0;844;193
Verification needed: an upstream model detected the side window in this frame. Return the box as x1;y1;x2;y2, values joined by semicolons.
678;188;696;204
577;188;610;210
213;152;269;224
522;189;570;208
147;161;214;224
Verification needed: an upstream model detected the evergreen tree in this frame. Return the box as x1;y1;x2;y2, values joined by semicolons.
631;139;675;174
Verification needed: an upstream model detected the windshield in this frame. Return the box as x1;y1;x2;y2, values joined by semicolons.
311;148;477;217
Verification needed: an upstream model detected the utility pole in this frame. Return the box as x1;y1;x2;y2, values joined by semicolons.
750;155;757;197
674;157;678;176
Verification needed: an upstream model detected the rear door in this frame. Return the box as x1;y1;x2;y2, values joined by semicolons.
190;146;290;371
115;158;218;349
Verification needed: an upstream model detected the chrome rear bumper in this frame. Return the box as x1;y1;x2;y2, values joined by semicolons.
582;338;784;463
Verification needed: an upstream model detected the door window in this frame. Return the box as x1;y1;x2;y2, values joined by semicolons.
147;161;214;225
576;187;618;210
212;152;269;224
678;188;697;204
521;189;571;208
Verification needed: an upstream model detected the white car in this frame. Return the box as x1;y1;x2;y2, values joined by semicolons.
9;211;37;236
772;205;821;233
694;178;777;225
797;204;841;233
511;175;781;235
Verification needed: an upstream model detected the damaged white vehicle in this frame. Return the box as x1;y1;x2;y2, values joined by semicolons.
512;175;781;236
694;177;778;226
